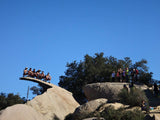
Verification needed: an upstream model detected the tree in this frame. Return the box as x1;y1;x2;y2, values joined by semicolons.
30;86;44;95
0;93;26;110
59;52;153;104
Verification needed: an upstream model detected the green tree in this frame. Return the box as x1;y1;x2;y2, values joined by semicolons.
59;52;152;104
0;93;26;110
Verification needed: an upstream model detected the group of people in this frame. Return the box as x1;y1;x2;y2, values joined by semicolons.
23;67;51;82
111;68;139;82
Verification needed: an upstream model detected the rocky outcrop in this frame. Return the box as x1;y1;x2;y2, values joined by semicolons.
83;82;148;102
73;98;107;120
27;86;80;120
0;85;80;120
0;104;46;120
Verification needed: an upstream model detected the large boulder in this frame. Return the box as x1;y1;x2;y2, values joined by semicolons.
73;98;107;120
0;104;46;120
83;82;148;102
27;86;80;120
0;85;80;120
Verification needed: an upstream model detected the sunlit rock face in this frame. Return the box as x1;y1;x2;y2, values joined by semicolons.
0;104;46;120
83;82;130;102
27;86;80;120
0;85;80;120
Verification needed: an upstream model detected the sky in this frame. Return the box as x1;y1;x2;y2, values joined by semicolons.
0;0;160;99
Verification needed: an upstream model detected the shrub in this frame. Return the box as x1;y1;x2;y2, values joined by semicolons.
118;87;149;108
0;93;26;110
100;106;144;120
64;113;73;120
121;109;145;120
65;106;145;120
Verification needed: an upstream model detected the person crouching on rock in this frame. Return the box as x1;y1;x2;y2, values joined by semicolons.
36;70;41;79
28;68;34;77
32;68;36;78
39;71;45;80
23;67;28;77
45;72;51;83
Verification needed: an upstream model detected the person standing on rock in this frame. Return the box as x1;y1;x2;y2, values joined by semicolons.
125;67;129;82
111;71;115;82
122;69;126;82
135;68;139;82
116;69;120;82
131;69;136;83
119;68;123;82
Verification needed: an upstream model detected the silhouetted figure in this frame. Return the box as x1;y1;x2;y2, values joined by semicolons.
154;83;159;96
23;67;28;77
45;72;51;83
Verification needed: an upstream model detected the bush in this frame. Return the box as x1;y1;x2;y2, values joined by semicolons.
118;87;149;108
99;106;144;120
121;109;145;120
0;93;26;110
64;113;73;120
65;106;145;120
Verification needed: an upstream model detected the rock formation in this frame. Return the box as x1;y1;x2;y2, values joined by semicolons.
27;86;80;120
73;98;107;120
0;104;46;120
83;82;148;102
0;85;79;120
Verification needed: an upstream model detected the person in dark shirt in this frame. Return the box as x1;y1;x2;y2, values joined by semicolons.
111;71;115;82
32;69;36;78
36;70;41;79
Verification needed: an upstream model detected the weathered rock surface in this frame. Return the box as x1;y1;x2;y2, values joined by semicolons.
0;104;46;120
83;82;148;102
0;85;80;120
27;86;80;120
73;98;107;120
98;102;129;112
